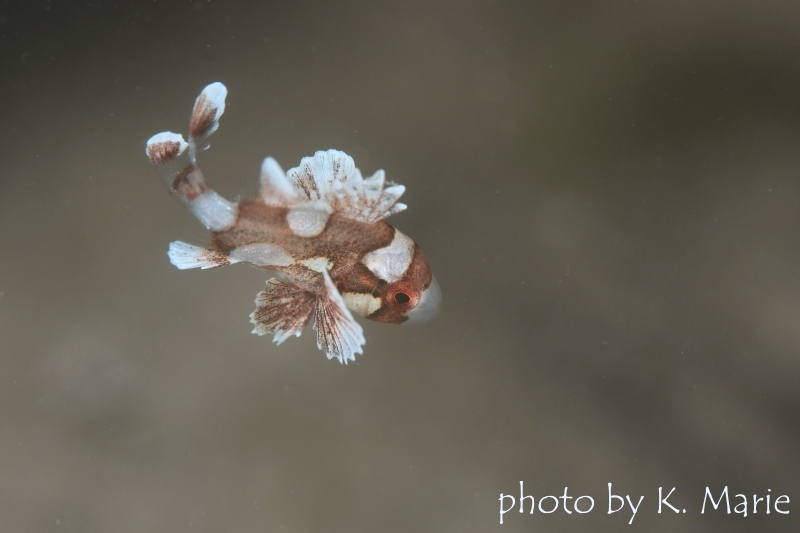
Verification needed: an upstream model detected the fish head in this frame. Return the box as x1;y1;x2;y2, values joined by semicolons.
366;243;441;325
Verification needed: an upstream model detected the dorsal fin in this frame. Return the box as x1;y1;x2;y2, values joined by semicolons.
259;156;301;206
280;150;407;223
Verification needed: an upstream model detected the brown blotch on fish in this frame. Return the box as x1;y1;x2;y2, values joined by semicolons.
147;140;183;165
172;164;210;201
337;263;382;295
190;94;218;142
199;249;232;268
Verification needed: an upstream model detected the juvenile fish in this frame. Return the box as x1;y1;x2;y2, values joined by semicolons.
145;83;441;364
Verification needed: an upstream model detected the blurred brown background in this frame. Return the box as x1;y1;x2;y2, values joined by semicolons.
1;0;800;531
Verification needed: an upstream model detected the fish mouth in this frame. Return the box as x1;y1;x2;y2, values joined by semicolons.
404;277;442;325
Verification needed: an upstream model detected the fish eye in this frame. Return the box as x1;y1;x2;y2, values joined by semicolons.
385;284;419;309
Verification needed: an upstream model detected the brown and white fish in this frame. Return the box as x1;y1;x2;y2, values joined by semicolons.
145;82;441;364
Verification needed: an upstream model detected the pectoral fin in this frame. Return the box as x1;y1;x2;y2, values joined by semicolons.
250;279;316;345
313;269;366;364
167;241;241;270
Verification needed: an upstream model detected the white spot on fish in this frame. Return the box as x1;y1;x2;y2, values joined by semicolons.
362;229;415;283
189;191;237;231
231;243;294;267
299;257;333;273
342;292;382;317
286;200;332;237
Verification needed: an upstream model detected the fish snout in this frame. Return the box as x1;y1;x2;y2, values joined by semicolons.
404;277;442;325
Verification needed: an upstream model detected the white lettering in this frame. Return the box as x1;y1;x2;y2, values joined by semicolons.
774;495;790;514
519;481;534;514
538;495;559;514
499;494;515;524
560;487;573;514
702;486;730;514
608;483;625;514
753;495;764;514
574;495;594;514
734;494;747;517
658;487;679;514
626;495;644;524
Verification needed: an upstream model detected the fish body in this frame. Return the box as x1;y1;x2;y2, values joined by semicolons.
145;83;441;363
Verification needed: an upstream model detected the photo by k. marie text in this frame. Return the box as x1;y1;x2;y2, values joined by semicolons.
499;483;790;524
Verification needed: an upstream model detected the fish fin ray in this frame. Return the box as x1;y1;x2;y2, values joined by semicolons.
145;132;191;187
189;82;227;161
167;241;240;270
313;269;365;364
250;279;315;344
259;157;301;206
284;149;406;222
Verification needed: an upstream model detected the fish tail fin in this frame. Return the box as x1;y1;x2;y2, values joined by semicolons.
188;82;227;163
145;83;237;231
145;131;191;189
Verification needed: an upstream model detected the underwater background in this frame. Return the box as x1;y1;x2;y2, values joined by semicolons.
1;1;799;531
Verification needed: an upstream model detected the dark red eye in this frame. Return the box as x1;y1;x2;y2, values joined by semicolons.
385;283;419;310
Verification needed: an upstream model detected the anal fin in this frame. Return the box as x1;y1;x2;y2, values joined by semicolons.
250;279;316;345
314;270;366;364
167;241;241;270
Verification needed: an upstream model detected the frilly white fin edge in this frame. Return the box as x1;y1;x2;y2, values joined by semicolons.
145;132;190;186
284;150;407;223
167;241;241;270
259;157;301;206
189;82;227;159
250;278;316;345
314;269;365;364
